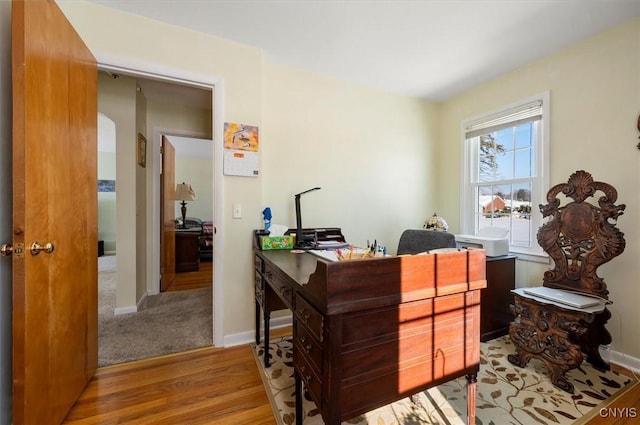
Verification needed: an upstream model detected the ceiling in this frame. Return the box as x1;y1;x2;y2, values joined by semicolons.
86;0;640;101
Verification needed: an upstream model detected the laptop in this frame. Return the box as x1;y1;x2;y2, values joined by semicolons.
523;286;601;309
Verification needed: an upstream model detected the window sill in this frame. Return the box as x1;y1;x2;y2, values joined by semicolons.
509;249;550;264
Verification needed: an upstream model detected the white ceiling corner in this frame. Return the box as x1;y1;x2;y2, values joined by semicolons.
82;0;640;101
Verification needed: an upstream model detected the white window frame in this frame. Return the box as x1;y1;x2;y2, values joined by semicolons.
460;92;550;262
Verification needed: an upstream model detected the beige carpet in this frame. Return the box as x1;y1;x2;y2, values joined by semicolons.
98;255;213;367
253;336;638;425
98;254;117;317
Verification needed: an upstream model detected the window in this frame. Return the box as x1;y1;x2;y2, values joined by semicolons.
460;93;549;260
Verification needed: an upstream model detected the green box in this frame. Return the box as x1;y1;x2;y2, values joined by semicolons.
260;235;295;250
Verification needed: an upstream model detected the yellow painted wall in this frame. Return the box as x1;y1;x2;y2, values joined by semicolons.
60;1;640;361
261;61;439;250
439;17;640;358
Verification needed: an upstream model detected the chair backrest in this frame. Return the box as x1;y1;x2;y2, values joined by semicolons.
538;170;625;299
397;229;456;255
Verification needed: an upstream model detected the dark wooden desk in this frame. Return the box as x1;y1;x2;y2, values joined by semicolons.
175;229;200;272
254;248;486;425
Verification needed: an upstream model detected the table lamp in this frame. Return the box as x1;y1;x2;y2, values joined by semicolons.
175;182;196;228
423;212;448;232
295;187;321;249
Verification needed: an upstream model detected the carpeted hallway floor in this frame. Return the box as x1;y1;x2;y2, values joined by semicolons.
98;255;213;367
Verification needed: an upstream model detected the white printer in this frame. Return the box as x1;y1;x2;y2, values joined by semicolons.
455;227;509;257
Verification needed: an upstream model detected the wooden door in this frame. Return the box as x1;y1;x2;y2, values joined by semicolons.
12;0;97;424
160;135;176;291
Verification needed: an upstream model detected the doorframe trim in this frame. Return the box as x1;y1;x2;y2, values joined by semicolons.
96;53;224;347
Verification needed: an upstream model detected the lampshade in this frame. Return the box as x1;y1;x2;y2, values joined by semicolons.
175;183;196;201
423;212;448;232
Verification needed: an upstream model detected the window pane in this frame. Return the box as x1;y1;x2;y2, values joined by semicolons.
478;134;497;182
510;182;532;246
514;147;533;179
497;150;514;180
495;127;514;150
515;123;533;148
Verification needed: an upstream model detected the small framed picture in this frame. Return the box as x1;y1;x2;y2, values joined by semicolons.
137;133;146;167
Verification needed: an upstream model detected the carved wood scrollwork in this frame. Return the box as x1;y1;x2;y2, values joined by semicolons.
509;296;592;393
537;170;625;298
509;170;625;393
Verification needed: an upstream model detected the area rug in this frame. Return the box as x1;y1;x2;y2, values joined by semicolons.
253;336;637;425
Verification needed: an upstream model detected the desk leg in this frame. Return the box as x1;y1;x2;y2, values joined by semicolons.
255;300;261;345
295;370;302;425
466;373;477;425
263;311;271;368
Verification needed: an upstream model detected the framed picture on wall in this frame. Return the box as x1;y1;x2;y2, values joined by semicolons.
137;133;146;168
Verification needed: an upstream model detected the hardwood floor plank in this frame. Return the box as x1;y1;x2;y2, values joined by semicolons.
66;328;639;425
168;261;212;291
64;344;276;425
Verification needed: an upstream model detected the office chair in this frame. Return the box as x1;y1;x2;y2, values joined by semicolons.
397;229;456;255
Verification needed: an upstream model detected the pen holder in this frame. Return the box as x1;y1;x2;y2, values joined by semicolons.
335;249;382;261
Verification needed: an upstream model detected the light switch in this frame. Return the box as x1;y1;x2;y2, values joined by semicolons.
233;203;242;219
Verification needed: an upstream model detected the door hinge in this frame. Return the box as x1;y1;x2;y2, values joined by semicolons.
160;145;164;155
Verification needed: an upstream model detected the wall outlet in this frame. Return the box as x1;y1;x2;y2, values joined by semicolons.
232;203;242;219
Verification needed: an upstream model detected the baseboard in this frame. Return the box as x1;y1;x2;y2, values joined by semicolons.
112;293;146;316
611;349;640;376
223;315;292;347
113;305;137;315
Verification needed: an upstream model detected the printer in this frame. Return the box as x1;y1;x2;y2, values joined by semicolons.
455;227;509;257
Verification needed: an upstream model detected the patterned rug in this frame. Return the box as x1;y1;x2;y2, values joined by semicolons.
252;336;637;425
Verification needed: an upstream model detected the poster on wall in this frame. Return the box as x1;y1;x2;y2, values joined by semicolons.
223;122;259;177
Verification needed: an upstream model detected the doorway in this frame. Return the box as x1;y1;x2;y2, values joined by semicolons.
96;70;219;366
163;135;213;292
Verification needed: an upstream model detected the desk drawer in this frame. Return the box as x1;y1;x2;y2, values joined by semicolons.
295;295;324;342
264;265;293;308
294;349;323;409
255;269;264;305
254;255;264;272
294;320;323;375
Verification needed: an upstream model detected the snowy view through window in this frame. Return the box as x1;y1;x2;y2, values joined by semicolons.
475;122;535;247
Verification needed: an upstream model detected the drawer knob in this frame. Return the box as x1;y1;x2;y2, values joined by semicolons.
302;309;311;323
298;365;313;385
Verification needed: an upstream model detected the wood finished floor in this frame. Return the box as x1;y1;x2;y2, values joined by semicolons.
167;260;213;291
66;329;640;424
64;328;291;425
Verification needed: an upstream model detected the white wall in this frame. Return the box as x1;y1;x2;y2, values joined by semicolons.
262;61;440;250
97;72;139;311
174;156;213;221
146;103;213;222
98;151;117;252
439;18;640;359
57;1;640;365
58;0;263;338
0;2;12;423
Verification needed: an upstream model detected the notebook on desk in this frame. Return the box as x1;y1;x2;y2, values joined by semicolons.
522;287;601;309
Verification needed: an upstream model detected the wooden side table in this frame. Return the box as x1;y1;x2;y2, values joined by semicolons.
481;254;517;342
175;230;200;272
